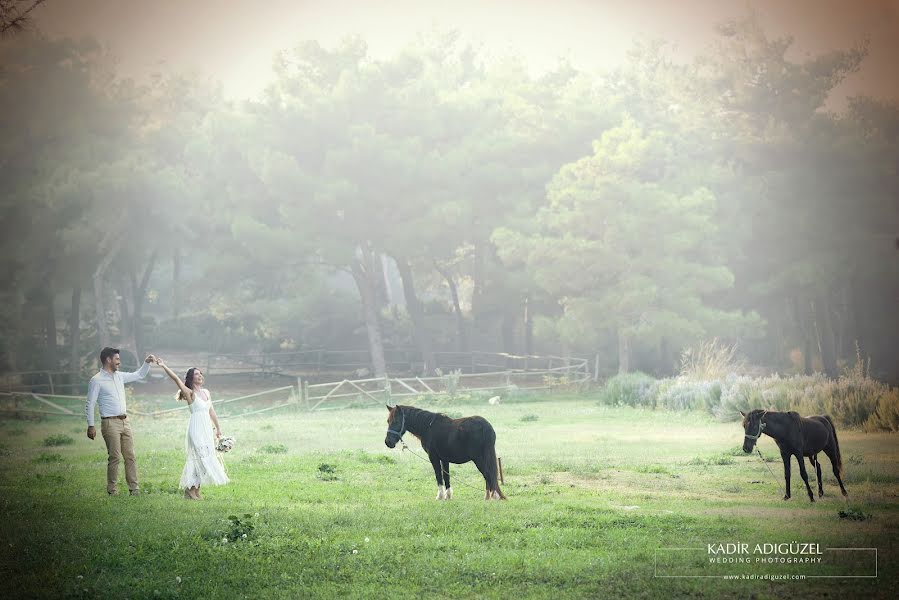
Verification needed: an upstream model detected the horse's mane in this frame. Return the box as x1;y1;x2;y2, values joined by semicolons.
399;405;453;430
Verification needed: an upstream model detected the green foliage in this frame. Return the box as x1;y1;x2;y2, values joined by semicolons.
317;463;338;481
519;414;539;422
224;513;257;542
838;507;872;522
259;444;287;454
33;452;63;463
864;388;899;433
655;378;722;411
597;372;657;407
42;434;74;447
687;454;735;466
598;364;894;429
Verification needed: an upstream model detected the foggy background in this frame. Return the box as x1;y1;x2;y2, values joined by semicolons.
2;0;898;382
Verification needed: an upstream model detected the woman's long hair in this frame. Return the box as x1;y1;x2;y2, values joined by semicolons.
176;367;199;401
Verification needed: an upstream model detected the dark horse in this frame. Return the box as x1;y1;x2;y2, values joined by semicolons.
385;405;506;500
741;409;847;502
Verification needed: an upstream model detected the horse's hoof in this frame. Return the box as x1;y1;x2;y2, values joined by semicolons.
445;487;453;500
842;490;848;497
809;496;815;503
783;495;791;501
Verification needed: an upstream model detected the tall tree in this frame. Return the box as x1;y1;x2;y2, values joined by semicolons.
495;117;762;373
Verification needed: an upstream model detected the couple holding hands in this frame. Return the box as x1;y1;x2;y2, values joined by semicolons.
85;347;230;500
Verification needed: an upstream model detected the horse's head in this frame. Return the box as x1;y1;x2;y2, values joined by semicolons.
385;405;406;448
740;409;767;453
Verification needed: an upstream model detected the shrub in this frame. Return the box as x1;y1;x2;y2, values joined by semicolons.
42;434;74;447
838;507;872;521
34;452;63;463
655;377;722;412
598;372;657;407
864;388;899;432
679;338;747;380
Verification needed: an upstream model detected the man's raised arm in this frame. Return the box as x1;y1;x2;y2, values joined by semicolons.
121;354;155;384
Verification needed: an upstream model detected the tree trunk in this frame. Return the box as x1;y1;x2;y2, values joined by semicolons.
120;275;138;365
617;328;630;374
132;250;158;359
788;295;813;375
435;261;468;352
93;230;124;348
848;276;867;362
523;294;533;357
501;306;516;366
470;242;485;346
812;296;838;378
351;248;387;377
394;257;435;375
172;244;182;319
43;286;58;371
68;285;81;371
659;336;671;377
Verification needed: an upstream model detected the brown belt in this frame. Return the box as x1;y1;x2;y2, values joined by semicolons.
101;415;127;420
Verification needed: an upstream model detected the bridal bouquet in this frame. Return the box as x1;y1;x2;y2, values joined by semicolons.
216;436;235;453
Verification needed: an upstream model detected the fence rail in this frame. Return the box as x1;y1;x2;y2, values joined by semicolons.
0;352;593;419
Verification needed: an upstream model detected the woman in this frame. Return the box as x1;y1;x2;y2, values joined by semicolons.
156;358;229;500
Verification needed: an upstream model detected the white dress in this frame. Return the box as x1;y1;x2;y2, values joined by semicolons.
179;388;229;490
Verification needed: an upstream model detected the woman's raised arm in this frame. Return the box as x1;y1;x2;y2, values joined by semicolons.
155;358;194;403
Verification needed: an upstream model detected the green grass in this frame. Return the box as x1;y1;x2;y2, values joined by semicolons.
1;396;897;598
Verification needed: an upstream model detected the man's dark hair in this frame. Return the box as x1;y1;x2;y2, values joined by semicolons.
99;347;120;365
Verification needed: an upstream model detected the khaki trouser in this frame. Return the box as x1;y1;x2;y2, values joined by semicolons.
100;417;139;493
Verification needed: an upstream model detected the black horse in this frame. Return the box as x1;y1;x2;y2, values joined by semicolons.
741;409;847;502
385;405;506;500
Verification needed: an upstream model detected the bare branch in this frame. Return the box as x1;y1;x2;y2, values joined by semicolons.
1;0;48;36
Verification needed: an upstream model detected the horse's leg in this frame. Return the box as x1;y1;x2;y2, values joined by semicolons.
812;455;823;497
780;450;792;500
441;460;452;500
823;446;848;497
429;453;446;500
796;453;815;502
472;457;491;500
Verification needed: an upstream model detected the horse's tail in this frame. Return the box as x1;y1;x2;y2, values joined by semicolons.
483;440;506;500
824;415;844;477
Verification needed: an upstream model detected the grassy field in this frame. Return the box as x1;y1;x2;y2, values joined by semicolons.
1;393;897;599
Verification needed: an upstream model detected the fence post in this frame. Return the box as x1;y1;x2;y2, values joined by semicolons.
594;354;600;382
383;376;391;403
294;377;303;412
303;380;310;411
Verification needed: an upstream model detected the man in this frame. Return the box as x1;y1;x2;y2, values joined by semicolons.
86;347;156;496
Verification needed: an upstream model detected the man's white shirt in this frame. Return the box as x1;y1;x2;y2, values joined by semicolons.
85;362;150;426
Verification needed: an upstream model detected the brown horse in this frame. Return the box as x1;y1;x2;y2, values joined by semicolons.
385;405;506;500
741;409;847;502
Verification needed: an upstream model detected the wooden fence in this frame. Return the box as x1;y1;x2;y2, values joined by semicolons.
0;352;593;418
